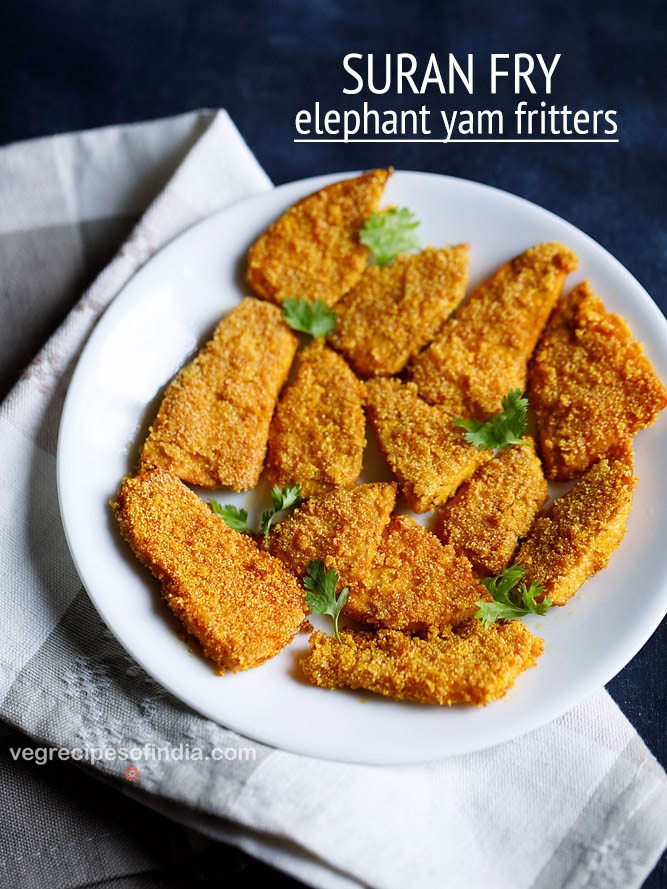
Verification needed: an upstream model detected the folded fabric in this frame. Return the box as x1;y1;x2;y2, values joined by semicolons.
0;110;665;889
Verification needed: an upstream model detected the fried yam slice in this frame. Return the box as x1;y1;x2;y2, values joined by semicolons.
344;515;486;632
329;245;470;376
435;440;547;575
410;243;578;415
529;282;667;480
266;341;365;497
247;169;390;306
516;442;636;605
365;378;491;512
140;298;297;490
112;470;306;673
301;620;543;706
269;482;396;583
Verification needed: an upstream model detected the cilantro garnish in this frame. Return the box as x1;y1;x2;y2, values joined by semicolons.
209;501;249;533
455;389;529;451
282;298;337;337
303;560;349;642
260;484;302;544
475;564;552;629
359;207;421;265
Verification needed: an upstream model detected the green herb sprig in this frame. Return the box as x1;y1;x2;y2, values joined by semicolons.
475;564;552;629
455;389;529;451
282;298;337;337
260;484;302;544
359;207;421;265
303;560;349;642
210;483;300;542
209;502;249;533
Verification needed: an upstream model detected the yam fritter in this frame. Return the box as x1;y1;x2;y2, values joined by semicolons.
435;439;547;576
328;245;470;376
246;169;390;306
301;620;543;706
266;341;365;497
365;378;491;512
516;441;636;605
344;515;487;632
409;243;578;416
529;281;667;480
269;482;396;583
112;469;306;673
141;298;297;490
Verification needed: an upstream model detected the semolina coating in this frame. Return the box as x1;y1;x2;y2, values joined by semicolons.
269;482;396;584
365;378;491;513
328;245;470;376
246;169;391;306
516;441;636;606
140;298;297;490
529;282;667;480
344;515;488;632
300;620;544;706
435;439;547;576
266;341;366;497
409;243;578;416
111;470;307;674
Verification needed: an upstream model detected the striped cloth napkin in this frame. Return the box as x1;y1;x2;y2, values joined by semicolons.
0;110;665;889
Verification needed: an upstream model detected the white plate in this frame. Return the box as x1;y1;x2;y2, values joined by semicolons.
57;171;667;764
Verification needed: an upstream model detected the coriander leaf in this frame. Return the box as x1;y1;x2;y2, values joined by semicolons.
209;501;249;533
260;483;302;544
517;580;552;615
260;510;275;544
455;389;529;451
359;207;421;265
475;600;527;630
270;483;301;512
475;563;552;628
282;297;337;337
303;559;349;642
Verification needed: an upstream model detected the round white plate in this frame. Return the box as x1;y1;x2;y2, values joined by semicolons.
57;171;667;764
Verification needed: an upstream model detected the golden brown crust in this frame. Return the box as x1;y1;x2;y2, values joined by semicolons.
409;243;578;416
140;298;297;490
246;169;391;306
365;378;491;513
435;440;548;576
266;341;366;497
111;470;306;673
328;245;470;376
529;282;667;480
300;621;543;706
516;442;637;605
344;515;487;632
269;482;396;584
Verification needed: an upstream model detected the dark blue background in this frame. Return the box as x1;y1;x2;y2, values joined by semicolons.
1;0;664;886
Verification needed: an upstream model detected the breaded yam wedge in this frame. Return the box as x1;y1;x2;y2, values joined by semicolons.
516;442;636;606
435;439;547;576
529;282;667;480
409;243;578;416
365;378;491;513
328;245;470;376
301;620;543;706
266;341;365;497
269;482;396;584
344;515;487;632
141;298;297;490
247;169;390;306
112;470;306;673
